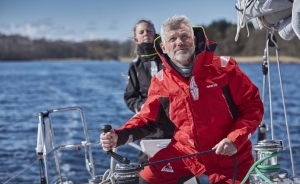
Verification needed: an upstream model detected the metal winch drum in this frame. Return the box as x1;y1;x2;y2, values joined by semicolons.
251;139;290;183
254;139;284;166
89;163;140;184
114;163;140;184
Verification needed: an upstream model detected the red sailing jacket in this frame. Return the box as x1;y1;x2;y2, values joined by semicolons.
115;27;264;176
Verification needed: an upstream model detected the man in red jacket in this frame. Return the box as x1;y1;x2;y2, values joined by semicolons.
100;15;263;184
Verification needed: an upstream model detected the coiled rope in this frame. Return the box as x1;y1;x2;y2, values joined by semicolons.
241;152;279;184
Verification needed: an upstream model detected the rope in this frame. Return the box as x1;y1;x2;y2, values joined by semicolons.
100;169;115;184
140;149;237;184
233;153;237;184
241;152;278;184
274;43;295;177
255;167;273;184
265;34;275;140
256;164;280;173
140;149;215;167
235;0;255;41
100;149;239;184
263;31;295;177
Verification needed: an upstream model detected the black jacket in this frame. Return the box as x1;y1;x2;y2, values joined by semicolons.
124;43;175;139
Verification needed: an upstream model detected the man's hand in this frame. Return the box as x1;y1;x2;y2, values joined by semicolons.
212;138;237;156
100;131;118;151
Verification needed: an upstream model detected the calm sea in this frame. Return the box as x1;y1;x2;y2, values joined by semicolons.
0;61;299;184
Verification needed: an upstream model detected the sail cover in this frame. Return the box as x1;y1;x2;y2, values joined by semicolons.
235;0;300;40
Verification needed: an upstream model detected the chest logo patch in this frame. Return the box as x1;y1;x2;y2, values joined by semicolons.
190;76;199;101
161;163;174;173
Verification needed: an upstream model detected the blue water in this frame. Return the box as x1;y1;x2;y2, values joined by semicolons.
0;61;299;184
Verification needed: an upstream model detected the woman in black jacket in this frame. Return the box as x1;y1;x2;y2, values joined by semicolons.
124;20;175;162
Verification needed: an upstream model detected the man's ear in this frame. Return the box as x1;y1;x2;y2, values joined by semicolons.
134;37;138;43
160;42;166;54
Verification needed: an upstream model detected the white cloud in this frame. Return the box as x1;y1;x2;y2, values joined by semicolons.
0;20;104;42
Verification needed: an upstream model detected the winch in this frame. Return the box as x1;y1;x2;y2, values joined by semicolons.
88;163;140;184
250;139;290;183
114;163;140;184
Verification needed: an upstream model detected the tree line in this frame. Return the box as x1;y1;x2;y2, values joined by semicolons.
205;20;300;58
0;35;134;61
0;20;299;61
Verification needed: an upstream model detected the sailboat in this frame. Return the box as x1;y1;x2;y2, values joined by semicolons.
31;0;300;183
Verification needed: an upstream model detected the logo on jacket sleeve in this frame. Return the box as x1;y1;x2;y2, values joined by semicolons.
150;61;158;77
190;76;199;100
220;56;230;67
155;70;164;81
161;163;174;173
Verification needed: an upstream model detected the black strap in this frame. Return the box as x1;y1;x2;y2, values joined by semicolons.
222;85;238;120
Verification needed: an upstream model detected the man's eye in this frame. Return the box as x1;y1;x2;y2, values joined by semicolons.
169;37;176;42
181;35;188;40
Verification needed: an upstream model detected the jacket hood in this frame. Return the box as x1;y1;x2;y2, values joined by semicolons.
154;26;217;75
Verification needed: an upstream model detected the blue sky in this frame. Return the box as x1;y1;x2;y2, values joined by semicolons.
0;0;237;41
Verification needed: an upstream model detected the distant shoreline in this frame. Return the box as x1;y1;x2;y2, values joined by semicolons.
1;56;300;63
120;56;300;63
232;56;300;63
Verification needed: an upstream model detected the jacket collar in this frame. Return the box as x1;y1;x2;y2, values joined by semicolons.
137;42;158;58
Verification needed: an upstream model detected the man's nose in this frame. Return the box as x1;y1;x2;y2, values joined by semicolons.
175;38;184;45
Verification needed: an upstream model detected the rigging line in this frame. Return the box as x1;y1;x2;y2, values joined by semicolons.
260;36;269;128
266;32;274;140
275;47;295;177
262;49;268;104
2;158;37;184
